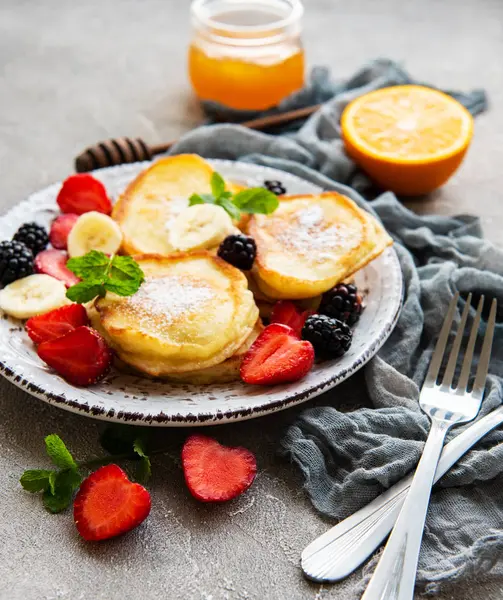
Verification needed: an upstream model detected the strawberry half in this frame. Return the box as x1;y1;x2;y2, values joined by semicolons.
37;326;113;386
26;303;89;345
182;435;257;502
35;249;79;288
240;323;314;385
74;464;151;541
270;300;312;337
57;174;112;216
49;213;79;249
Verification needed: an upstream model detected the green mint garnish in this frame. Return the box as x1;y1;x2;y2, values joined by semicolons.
20;427;154;514
66;251;145;304
45;434;77;470
189;171;279;220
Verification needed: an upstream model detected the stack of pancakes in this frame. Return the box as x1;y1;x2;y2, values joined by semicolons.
88;253;260;383
89;154;392;383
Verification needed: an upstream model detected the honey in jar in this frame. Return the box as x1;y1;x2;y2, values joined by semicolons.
189;0;305;111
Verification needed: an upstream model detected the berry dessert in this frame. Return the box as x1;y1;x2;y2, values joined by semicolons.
0;154;392;389
13;222;49;256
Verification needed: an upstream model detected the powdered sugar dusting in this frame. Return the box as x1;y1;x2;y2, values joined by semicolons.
275;204;359;260
297;204;324;228
123;276;215;330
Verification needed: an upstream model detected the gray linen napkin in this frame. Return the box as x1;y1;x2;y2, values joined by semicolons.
167;60;503;594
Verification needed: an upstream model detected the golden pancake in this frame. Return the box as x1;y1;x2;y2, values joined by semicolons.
113;154;245;256
247;192;376;299
93;253;258;375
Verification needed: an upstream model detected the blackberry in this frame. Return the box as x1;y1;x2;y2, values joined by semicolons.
13;222;48;256
218;234;256;271
319;283;363;326
302;314;352;358
0;241;34;286
264;180;287;195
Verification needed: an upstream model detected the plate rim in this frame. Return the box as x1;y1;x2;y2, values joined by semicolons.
0;160;403;426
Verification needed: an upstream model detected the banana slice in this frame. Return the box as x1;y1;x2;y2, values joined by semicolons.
67;211;123;258
167;204;236;252
0;274;69;319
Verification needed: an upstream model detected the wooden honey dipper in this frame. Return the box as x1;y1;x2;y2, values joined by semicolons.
74;104;321;172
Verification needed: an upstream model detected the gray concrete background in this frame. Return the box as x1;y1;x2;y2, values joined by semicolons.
1;1;503;599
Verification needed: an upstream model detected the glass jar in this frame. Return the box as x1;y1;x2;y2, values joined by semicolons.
188;0;305;111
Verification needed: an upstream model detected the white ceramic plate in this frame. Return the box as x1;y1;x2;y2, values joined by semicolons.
0;160;403;426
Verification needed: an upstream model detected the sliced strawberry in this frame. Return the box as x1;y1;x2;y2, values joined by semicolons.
37;326;113;386
26;304;89;345
270;300;312;337
182;435;256;502
50;213;80;249
35;249;79;288
73;464;151;541
240;323;314;385
56;174;112;216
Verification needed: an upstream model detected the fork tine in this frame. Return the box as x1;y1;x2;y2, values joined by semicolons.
470;299;497;399
441;293;472;388
424;292;459;385
457;295;484;391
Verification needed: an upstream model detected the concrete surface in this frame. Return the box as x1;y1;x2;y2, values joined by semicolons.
1;1;503;599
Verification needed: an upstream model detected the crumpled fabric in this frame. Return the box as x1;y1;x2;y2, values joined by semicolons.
167;59;501;594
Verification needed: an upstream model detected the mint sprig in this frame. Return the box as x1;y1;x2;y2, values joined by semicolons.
189;172;279;220
20;435;82;513
66;251;145;304
20;428;154;514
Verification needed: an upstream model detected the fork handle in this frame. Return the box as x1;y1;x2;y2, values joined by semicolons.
302;405;503;583
362;419;450;600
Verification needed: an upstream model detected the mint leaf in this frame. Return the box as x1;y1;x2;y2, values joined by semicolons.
41;469;82;514
133;437;151;483
66;250;110;280
105;255;145;296
20;469;52;493
217;196;241;221
110;255;145;284
233;188;279;215
189;193;215;206
211;172;226;199
45;435;77;470
48;471;57;495
43;487;73;513
133;437;148;459
66;281;106;303
104;278;142;296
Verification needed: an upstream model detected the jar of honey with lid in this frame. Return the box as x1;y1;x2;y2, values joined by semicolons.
189;0;305;111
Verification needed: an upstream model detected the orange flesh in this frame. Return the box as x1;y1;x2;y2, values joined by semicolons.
347;87;470;159
341;85;473;195
188;44;305;110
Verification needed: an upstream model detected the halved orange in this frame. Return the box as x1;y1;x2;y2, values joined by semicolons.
341;85;474;195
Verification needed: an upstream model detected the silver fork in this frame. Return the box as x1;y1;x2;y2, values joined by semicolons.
360;293;495;600
301;295;498;584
